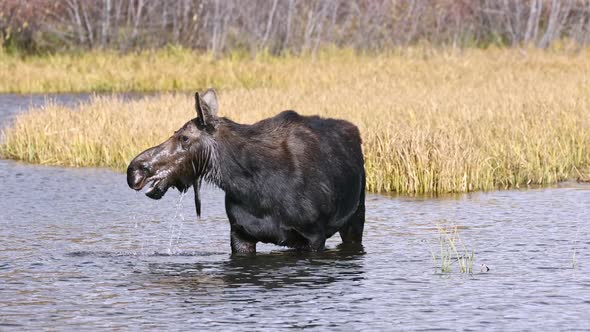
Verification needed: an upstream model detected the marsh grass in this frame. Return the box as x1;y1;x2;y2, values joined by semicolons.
572;244;577;269
430;223;475;274
572;232;579;269
576;166;590;183
0;47;360;93
1;48;590;194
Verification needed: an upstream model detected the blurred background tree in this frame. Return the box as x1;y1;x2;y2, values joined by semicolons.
1;0;590;55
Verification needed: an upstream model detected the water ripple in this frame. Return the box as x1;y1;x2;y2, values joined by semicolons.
1;95;590;331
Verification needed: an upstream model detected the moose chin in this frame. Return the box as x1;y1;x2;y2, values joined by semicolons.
127;89;365;254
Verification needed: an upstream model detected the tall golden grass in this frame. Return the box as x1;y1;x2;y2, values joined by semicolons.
1;48;589;194
0;47;358;93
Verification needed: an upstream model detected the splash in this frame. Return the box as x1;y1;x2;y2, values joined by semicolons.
132;190;151;254
167;191;187;255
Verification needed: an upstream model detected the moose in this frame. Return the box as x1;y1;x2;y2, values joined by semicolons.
127;89;365;254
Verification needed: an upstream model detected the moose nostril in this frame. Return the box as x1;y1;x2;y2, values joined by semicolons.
127;163;150;190
128;164;149;175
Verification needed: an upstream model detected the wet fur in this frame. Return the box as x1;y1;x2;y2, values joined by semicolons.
128;93;365;254
208;111;365;253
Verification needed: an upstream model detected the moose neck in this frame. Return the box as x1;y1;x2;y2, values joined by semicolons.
211;119;274;200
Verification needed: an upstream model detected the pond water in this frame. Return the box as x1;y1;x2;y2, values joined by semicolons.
1;95;589;331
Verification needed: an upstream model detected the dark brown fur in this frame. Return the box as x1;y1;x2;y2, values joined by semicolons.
127;89;365;254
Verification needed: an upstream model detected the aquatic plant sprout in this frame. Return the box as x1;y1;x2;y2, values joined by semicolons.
430;222;475;274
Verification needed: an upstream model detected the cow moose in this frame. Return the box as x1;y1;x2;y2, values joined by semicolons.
127;89;365;254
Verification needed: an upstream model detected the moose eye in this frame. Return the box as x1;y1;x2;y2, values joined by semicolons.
181;135;189;143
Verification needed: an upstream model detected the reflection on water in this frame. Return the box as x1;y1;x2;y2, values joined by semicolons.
1;94;590;330
145;248;365;291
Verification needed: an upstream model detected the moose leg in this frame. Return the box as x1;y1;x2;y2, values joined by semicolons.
226;197;257;254
339;192;365;245
299;223;326;252
308;235;326;252
230;229;257;255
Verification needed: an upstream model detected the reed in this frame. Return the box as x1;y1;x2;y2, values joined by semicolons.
0;47;358;93
1;48;590;194
572;244;577;269
430;223;474;274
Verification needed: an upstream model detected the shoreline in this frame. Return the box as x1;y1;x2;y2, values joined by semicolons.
2;49;589;194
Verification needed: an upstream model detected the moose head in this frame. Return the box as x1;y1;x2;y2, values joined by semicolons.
126;89;220;216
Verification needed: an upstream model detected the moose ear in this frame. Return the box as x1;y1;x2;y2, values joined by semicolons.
195;89;218;126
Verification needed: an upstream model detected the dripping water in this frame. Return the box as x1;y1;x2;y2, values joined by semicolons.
167;191;187;254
